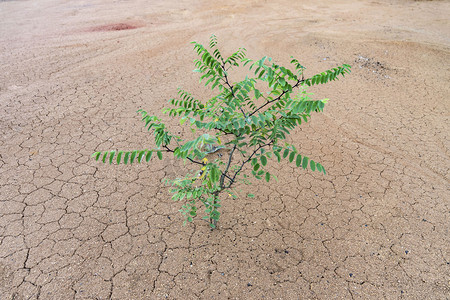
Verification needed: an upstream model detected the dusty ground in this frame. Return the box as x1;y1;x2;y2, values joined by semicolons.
1;0;449;299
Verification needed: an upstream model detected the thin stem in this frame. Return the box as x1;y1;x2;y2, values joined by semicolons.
214;127;234;135
249;78;304;117
220;62;248;119
220;144;237;189
163;145;205;166
222;173;234;182
209;192;219;229
225;141;272;189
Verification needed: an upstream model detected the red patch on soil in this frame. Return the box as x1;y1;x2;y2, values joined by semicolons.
89;23;140;32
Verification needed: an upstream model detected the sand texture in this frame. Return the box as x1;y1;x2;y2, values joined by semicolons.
0;0;449;299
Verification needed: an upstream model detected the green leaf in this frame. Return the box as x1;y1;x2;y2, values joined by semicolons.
254;89;261;99
289;152;295;163
310;160;316;171
109;151;115;165
137;150;146;163
274;151;281;162
102;152;108;163
116;151;123;164
145;151;153;162
209;166;220;183
265;172;270;182
253;163;260;171
93;152;101;161
302;156;309;170
296;154;302;167
260;155;267;166
317;163;326;175
316;163;322;172
123;152;130;165
283;149;289;158
247;193;255;198
130;151;137;164
157;150;163;160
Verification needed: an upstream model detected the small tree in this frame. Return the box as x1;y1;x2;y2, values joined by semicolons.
93;35;351;229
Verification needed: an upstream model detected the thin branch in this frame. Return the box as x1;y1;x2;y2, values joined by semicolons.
222;173;234;182
163;145;205;166
220;144;237;189
220;62;248;119
225;141;272;189
213;126;234;135
249;78;304;117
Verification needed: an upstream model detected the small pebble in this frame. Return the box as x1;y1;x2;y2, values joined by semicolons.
247;283;252;287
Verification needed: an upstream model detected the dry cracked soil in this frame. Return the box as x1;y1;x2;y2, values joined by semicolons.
0;0;449;299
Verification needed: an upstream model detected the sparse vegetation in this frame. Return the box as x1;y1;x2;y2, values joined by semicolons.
93;35;351;229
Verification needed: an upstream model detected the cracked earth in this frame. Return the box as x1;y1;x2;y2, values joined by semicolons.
0;0;449;299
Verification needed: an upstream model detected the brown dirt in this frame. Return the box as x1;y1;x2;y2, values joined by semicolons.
0;0;449;299
88;23;141;32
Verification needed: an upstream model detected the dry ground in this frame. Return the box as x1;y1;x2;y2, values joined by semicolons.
0;0;449;299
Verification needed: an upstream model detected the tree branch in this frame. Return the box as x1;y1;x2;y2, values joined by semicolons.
225;141;272;189
163;145;205;166
220;62;248;118
249;78;304;117
220;144;237;189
